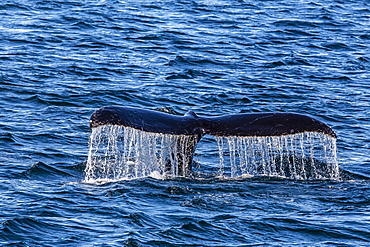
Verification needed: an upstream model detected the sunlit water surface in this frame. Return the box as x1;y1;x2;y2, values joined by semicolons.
0;0;369;246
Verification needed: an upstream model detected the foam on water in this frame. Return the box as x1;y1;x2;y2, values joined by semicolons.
84;125;198;183
85;125;339;182
216;132;339;180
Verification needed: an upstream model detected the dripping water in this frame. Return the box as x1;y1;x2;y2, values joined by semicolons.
216;132;339;180
84;125;198;183
85;126;339;182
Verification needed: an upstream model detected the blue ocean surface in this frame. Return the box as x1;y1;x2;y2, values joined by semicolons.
0;0;369;246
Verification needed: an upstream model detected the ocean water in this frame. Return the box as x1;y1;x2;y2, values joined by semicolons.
0;0;369;246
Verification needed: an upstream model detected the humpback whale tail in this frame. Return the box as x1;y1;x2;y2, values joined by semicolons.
90;106;336;138
86;106;338;181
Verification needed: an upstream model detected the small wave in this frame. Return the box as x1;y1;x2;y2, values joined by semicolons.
20;94;81;107
129;212;162;229
0;3;30;11
308;74;352;81
1;216;60;242
266;57;312;68
272;20;319;28
0;132;15;143
343;58;368;71
21;161;84;179
165;69;207;79
71;20;95;30
322;42;353;51
165;185;191;195
360;34;370;40
23;94;49;105
283;29;315;37
167;55;227;67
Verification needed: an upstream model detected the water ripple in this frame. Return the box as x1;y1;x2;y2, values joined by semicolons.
0;0;369;245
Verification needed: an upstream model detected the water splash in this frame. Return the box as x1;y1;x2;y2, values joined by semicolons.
84;125;198;183
216;132;339;180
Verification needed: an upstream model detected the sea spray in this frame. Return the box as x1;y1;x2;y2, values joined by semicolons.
216;132;339;180
85;125;198;182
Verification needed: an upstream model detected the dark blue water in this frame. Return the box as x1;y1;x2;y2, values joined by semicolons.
1;0;369;246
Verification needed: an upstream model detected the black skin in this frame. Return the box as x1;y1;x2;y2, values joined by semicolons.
90;106;337;174
90;106;336;138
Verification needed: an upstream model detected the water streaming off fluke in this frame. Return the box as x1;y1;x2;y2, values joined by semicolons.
85;126;339;182
85;125;198;182
216;133;339;180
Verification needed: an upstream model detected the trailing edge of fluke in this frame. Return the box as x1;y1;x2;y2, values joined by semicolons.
89;106;336;139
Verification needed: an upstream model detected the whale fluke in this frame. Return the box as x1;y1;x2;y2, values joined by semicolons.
204;113;336;138
90;106;336;138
